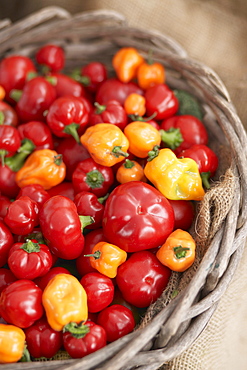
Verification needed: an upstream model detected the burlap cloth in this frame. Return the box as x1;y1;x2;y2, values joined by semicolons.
1;1;247;369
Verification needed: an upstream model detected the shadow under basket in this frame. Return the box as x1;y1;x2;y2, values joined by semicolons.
1;6;247;370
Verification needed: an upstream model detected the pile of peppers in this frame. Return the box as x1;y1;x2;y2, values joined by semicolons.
0;44;219;363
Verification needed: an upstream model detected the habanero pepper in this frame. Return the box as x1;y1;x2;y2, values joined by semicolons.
89;100;128;131
16;183;51;210
145;83;179;120
0;100;19;127
47;181;75;201
116;159;146;184
50;72;86;98
34;266;71;291
124;93;146;117
144;147;205;201
39;195;93;259
72;61;108;93
15;149;66;190
0;194;11;222
0;324;27;364
0;221;14;268
0;268;17;294
0;125;21;165
42;273;88;331
137;55;165;90
112;47;144;83
36;44;65;73
156;229;196;272
17;120;54;150
80;123;129;167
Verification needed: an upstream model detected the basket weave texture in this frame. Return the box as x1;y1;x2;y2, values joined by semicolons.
1;7;247;370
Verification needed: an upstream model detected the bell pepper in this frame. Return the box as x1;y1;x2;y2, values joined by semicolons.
0;221;14;268
16;184;50;210
0;125;21;165
17;120;54;150
85;241;127;279
112;47;144;83
42;273;88;331
156;229;196;272
124;93;146;117
144;147;205;201
123;121;161;158
15;149;66;190
116;159;146;184
137;55;165;90
145;84;179;120
80;123;129;167
36;44;65;73
50;72;86;98
90;100;128;131
0;100;19;126
0;324;26;364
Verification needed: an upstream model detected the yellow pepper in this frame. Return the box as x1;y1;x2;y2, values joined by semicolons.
80;123;129;167
0;324;26;364
112;47;144;83
85;241;127;278
156;229;196;272
144;147;205;201
15;149;66;190
42;273;88;331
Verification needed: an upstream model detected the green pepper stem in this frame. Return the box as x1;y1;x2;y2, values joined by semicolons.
128;112;157;122
20;346;31;362
174;246;190;259
0;111;5;125
123;159;135;169
159;128;183;150
94;102;106;114
112;146;129;158
21;239;40;253
147;145;160;161
84;250;101;260
70;68;90;86
79;215;95;230
0;149;7;166
54;154;63;166
63;123;80;143
9;89;23;102
5;139;35;172
86;169;105;189
98;193;109;204
201;171;211;189
63;322;90;339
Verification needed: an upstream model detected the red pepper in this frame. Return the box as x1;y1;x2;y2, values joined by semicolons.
74;191;107;229
116;251;171;308
0;125;21;165
0;101;19;127
4;196;39;236
80;61;108;93
72;157;114;197
145;84;179;120
17;120;54;150
96;78;143;106
89;100;128;131
0;268;17;294
102;181;174;253
8;239;53;280
50;73;86;98
0;55;36;104
24;316;63;359
56;136;91;181
160;115;208;156
80;272;114;313
36;44;65;73
97;304;135;342
34;266;71;291
168;200;195;231
0;221;14;268
15;76;57;122
0;279;44;328
46;96;90;143
179;144;219;189
39;195;93;259
0;195;11;221
16;184;50;210
76;228;105;277
63;320;107;359
47;181;75;201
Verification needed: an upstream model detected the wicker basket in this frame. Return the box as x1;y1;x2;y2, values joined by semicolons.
1;6;247;370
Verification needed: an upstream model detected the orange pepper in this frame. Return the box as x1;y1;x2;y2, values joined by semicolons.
124;121;161;158
112;47;144;83
0;85;5;100
116;159;146;184
85;241;127;278
80;123;129;167
0;324;26;364
15;149;66;190
156;229;196;272
137;59;165;90
42;273;88;331
124;93;146;117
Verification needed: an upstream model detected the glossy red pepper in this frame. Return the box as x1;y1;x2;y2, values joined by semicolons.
0;269;17;294
116;251;171;308
0;279;44;328
0;195;11;221
47;181;75;201
89;100;128;131
74;191;106;230
50;72;86;98
0;55;36;103
72;157;114;197
102;181;174;252
96;78;143;106
179;144;219;189
16;184;50;210
39;195;93;260
8;239;53;280
0;101;19;127
0;221;14;268
63;320;107;358
0;125;21;165
24;316;63;359
46;95;89;143
80;272;114;313
15;76;57;122
33;266;71;291
160;115;208;156
76;228;105;277
36;44;65;73
80;61;108;93
17;121;54;150
4;196;39;236
97;304;135;342
145;84;179;120
168;200;195;231
56;136;91;181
